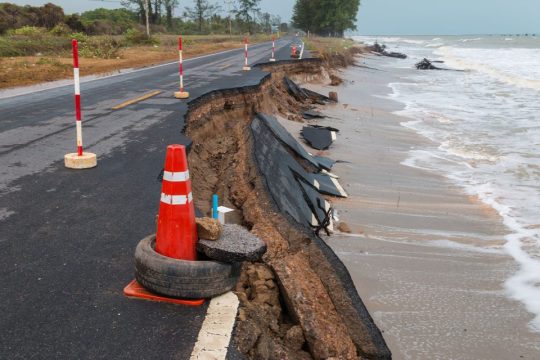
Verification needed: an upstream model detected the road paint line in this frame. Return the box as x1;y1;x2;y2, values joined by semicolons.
219;63;232;70
111;90;162;110
190;292;239;360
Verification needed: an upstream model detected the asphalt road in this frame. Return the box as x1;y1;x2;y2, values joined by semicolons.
0;37;295;359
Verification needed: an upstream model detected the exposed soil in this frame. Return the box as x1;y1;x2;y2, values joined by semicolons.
185;46;389;360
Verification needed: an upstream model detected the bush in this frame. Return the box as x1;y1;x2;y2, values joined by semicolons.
70;32;88;42
124;28;159;45
81;8;137;34
49;23;71;36
64;14;85;32
9;26;45;37
78;36;121;59
85;20;121;36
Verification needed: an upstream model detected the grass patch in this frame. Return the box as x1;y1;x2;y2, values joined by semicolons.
0;36;72;57
303;36;365;67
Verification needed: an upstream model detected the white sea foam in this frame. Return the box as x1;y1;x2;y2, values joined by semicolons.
428;239;505;255
383;36;540;331
460;37;483;42
435;46;540;91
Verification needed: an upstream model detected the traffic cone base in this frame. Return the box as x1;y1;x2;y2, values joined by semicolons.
64;152;97;169
174;91;190;99
269;58;276;62
242;66;251;71
123;279;205;306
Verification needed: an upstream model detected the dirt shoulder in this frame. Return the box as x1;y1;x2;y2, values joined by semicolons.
0;34;268;90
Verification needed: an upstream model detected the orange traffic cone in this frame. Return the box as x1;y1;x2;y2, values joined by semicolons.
292;45;297;58
123;144;203;306
155;144;198;260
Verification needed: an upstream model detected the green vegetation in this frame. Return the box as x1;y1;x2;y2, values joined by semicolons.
0;1;285;36
80;8;138;35
292;0;360;37
0;1;287;89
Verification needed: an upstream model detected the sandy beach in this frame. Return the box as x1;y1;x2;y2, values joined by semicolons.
281;56;540;359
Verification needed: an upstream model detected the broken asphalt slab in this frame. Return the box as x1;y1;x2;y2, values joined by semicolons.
251;113;348;230
301;125;339;150
197;224;267;263
302;109;326;119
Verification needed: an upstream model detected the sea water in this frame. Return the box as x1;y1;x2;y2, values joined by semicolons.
353;35;540;331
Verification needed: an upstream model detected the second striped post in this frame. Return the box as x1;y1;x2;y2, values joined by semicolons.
174;36;190;99
269;36;276;62
242;37;251;71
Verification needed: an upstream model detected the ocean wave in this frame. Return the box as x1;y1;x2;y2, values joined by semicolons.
434;46;540;91
460;37;483;42
425;42;445;48
428;239;505;255
474;186;540;331
386;36;540;331
439;141;500;162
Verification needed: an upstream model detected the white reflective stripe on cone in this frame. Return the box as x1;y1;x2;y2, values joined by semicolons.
161;192;193;205
163;170;190;182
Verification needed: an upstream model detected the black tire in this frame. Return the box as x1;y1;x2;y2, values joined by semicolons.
134;235;241;299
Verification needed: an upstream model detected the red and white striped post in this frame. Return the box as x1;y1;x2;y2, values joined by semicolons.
174;36;190;99
242;36;251;71
64;39;97;169
269;35;276;62
73;39;83;156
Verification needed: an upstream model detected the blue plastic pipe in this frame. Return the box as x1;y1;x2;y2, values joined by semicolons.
212;194;219;219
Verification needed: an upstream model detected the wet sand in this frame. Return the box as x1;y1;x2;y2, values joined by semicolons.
282;57;540;359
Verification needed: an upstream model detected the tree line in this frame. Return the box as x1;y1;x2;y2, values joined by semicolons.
292;0;360;37
0;1;288;36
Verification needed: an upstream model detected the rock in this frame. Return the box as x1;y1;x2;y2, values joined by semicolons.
196;217;222;240
285;325;305;351
328;91;338;102
197;224;267;262
329;74;343;86
255;333;290;360
337;222;352;233
236;319;262;354
272;253;357;359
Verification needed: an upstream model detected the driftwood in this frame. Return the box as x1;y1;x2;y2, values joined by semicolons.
368;42;407;59
416;58;451;70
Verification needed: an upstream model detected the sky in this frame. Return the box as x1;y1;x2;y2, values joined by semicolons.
9;0;294;23
356;0;540;35
8;0;540;35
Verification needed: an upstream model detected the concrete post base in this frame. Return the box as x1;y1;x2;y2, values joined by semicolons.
174;91;190;99
64;152;97;169
242;66;251;71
